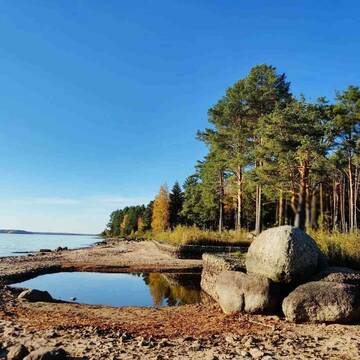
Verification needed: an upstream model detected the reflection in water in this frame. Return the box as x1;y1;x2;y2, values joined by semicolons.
12;271;201;307
144;273;201;307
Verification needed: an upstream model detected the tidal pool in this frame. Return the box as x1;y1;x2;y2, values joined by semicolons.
12;272;201;307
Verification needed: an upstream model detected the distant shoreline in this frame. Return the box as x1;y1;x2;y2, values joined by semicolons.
0;229;96;236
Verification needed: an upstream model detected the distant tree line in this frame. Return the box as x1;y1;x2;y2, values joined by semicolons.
104;182;184;237
105;64;360;236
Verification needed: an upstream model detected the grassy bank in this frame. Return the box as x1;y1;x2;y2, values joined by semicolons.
310;230;360;269
152;225;251;247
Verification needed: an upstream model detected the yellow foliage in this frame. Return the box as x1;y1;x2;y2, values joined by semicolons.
151;185;170;233
153;225;250;246
120;214;129;232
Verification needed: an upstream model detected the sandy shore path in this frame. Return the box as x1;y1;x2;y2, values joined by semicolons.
0;240;202;284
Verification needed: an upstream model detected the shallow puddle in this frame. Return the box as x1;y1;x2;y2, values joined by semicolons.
12;272;201;307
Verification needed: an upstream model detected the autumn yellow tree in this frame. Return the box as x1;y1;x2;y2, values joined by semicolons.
120;214;129;235
151;185;170;233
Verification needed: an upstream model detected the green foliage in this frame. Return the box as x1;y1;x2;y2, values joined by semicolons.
106;205;146;237
169;181;184;228
106;65;360;238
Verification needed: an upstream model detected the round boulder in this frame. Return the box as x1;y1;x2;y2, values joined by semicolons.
282;281;360;323
246;226;324;284
215;270;282;314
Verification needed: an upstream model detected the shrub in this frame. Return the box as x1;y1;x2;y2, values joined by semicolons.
152;225;251;247
310;230;360;269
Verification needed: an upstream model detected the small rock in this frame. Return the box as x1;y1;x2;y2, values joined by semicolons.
205;352;219;360
18;289;53;303
242;336;256;348
240;350;251;357
182;336;194;342
249;348;264;359
6;344;29;360
46;331;59;339
189;341;202;351
120;332;132;343
23;347;67;360
158;339;174;348
137;337;154;348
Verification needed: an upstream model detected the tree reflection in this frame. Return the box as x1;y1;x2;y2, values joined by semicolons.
143;273;201;307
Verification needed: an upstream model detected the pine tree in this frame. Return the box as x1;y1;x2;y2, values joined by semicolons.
258;98;328;230
151;185;170;233
143;201;154;230
333;86;360;231
169;181;184;228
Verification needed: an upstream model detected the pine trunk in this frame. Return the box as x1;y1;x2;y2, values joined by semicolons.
319;183;324;229
354;165;359;231
278;190;283;226
255;184;262;234
218;170;224;233
236;166;242;230
294;163;308;230
311;190;317;229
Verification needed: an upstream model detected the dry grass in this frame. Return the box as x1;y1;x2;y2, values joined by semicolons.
152;225;251;247
310;230;360;269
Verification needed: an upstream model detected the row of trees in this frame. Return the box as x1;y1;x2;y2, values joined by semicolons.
105;182;184;236
105;64;359;235
187;64;359;233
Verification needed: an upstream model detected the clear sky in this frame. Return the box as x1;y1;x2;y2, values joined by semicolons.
1;0;359;233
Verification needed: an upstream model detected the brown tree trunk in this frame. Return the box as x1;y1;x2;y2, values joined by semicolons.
340;177;346;232
305;185;311;230
333;180;339;231
294;163;308;230
236;166;242;231
278;190;283;226
255;184;262;234
319;183;324;229
311;190;317;229
218;170;224;233
354;165;359;231
348;157;354;232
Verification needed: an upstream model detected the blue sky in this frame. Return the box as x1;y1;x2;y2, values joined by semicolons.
0;0;359;233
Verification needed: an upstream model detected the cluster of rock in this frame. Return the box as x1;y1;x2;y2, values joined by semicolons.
201;225;360;323
7;344;68;360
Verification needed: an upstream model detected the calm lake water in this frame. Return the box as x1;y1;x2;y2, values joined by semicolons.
0;234;98;257
12;272;201;307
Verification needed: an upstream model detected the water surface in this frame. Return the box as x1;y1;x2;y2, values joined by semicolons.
0;234;97;257
12;272;201;307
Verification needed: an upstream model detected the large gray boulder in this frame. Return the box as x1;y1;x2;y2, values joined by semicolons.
215;270;281;314
18;289;53;303
201;254;246;301
246;226;325;284
23;347;67;360
282;281;360;323
311;266;360;285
